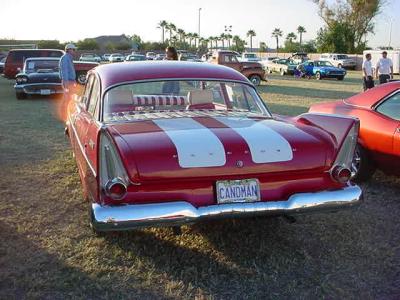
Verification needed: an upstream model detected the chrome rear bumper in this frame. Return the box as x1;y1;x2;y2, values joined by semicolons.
91;184;362;232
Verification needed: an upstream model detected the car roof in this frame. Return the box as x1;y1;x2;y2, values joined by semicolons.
345;81;400;108
94;61;250;89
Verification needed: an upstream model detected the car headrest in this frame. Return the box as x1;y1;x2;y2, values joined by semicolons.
106;89;133;105
187;90;213;105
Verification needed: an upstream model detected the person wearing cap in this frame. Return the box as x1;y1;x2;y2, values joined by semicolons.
362;53;374;91
59;43;77;98
375;51;393;84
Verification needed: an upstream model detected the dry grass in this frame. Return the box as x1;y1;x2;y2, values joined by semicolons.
0;72;400;299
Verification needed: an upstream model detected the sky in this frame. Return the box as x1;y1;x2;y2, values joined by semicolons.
1;0;399;49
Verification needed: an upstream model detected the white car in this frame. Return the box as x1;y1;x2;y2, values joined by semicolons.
79;53;102;63
320;53;356;69
145;52;156;60
109;53;125;63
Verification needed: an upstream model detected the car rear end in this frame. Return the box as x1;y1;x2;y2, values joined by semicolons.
91;113;361;231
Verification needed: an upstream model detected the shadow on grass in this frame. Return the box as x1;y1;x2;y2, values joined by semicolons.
258;84;357;100
0;221;169;300
104;218;300;298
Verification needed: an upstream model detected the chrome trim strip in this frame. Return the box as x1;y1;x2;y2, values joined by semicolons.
91;184;362;231
68;115;97;177
14;83;62;87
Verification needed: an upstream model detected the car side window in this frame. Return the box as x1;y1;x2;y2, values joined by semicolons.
82;75;94;107
376;92;400;121
87;78;100;118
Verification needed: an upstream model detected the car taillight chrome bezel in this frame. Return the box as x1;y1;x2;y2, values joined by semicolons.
99;130;130;201
330;120;359;183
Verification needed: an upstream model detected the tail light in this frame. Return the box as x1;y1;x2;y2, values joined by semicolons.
99;130;130;201
330;120;359;183
105;178;127;200
331;166;352;183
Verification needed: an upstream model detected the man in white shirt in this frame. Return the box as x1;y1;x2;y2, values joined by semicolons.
375;51;393;84
362;53;374;91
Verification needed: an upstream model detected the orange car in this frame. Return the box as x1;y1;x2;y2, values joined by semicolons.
309;81;400;181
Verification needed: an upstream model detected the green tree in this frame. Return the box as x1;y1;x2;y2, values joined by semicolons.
271;28;283;53
246;30;256;52
259;42;268;52
286;32;297;43
311;0;384;52
115;42;131;51
76;38;99;50
157;20;168;43
232;35;246;53
166;23;176;42
297;26;306;46
37;40;63;49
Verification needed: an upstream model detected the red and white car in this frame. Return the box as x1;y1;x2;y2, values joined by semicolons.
66;61;362;232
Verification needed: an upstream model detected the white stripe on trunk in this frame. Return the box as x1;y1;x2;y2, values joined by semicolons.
215;117;293;163
153;118;226;168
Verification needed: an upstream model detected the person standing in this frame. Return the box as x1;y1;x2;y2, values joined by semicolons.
375;51;393;84
59;43;77;100
362;53;374;90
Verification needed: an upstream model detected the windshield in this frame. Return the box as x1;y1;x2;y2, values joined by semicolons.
24;59;59;73
245;54;257;58
316;61;334;67
103;80;270;122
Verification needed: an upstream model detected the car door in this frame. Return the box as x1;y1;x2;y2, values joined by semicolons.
74;74;102;198
373;91;400;173
72;75;96;178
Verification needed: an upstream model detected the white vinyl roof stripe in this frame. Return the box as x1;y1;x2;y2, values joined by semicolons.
153;118;226;168
215;117;293;163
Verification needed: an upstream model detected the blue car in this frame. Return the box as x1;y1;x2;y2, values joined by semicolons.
299;60;347;80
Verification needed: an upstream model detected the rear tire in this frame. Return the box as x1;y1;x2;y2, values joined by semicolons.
338;63;343;68
280;68;286;76
315;72;321;80
351;144;376;182
248;75;261;86
16;92;26;100
337;76;344;81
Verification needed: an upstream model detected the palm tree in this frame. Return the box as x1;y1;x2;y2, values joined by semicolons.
166;22;177;41
246;30;256;52
286;32;297;43
192;33;199;48
272;28;283;53
220;33;227;49
186;33;193;47
177;29;186;43
297;26;306;46
157;20;168;43
225;33;233;48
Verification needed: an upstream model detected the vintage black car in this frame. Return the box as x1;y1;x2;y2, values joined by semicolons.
14;57;63;99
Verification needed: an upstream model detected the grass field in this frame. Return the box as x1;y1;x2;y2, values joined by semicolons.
0;72;399;299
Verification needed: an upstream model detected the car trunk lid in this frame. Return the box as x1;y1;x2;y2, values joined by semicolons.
108;116;331;182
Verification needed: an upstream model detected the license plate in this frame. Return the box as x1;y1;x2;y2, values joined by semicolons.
216;179;260;204
40;89;51;95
